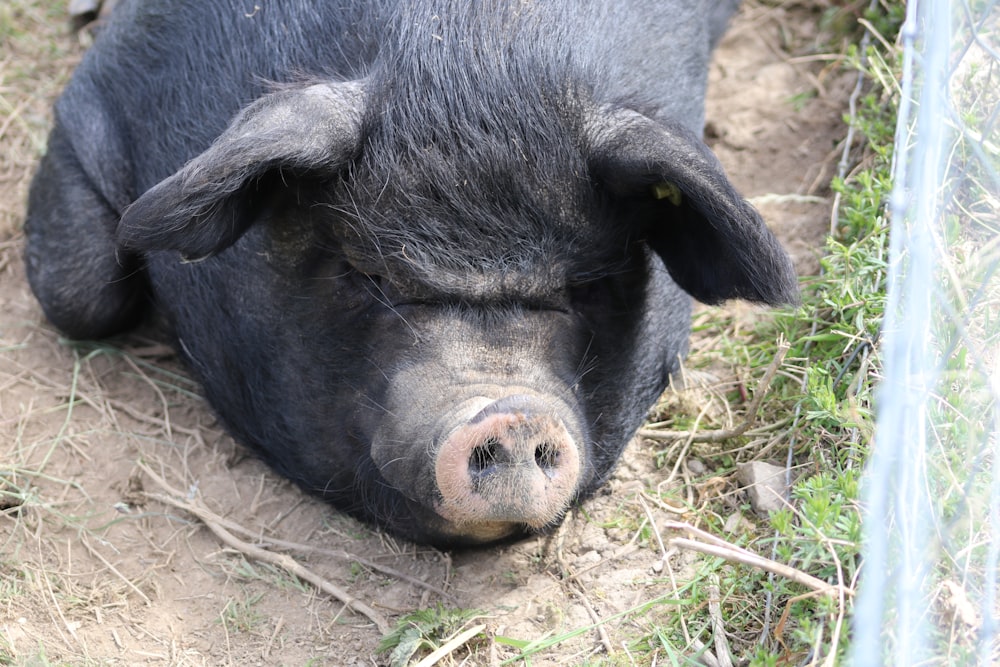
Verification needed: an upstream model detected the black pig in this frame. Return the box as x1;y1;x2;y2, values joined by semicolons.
25;0;797;546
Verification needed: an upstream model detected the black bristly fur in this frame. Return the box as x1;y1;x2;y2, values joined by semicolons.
24;0;797;547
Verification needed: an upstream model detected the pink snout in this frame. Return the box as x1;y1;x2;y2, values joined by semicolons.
434;396;581;529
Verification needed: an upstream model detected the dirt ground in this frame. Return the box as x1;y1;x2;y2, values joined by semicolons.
1;2;855;665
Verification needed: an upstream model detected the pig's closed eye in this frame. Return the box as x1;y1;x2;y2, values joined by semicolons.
568;280;607;309
352;271;427;309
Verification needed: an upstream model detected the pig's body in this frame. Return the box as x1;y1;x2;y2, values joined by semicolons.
26;0;796;546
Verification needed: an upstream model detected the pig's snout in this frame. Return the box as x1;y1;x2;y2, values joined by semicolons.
434;395;581;529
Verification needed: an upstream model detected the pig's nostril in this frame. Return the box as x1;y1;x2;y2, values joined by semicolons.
534;442;559;471
437;406;581;528
468;437;561;477
469;437;502;475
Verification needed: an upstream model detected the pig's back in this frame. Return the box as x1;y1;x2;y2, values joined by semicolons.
56;0;729;203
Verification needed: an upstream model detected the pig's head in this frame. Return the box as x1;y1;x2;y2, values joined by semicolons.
117;78;797;546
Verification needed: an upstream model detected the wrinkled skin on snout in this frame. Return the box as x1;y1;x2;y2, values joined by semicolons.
378;321;586;537
24;0;797;547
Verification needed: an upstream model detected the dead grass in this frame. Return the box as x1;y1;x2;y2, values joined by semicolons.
0;1;81;242
0;1;858;665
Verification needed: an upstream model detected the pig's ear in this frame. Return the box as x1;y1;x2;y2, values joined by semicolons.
117;81;365;258
587;110;799;305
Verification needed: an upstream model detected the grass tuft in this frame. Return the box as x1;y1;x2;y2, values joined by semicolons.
617;4;904;665
378;604;486;667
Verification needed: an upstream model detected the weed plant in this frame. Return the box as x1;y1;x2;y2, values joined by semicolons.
631;1;999;664
614;6;904;666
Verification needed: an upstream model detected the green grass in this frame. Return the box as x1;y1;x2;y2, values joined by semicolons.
581;5;904;665
378;604;486;666
600;2;1000;664
219;590;267;634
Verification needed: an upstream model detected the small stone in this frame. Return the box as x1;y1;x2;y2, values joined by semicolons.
723;511;744;534
736;461;790;515
686;458;707;475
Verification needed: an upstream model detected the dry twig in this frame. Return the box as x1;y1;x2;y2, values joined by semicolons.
574;584;614;655
664;521;850;597
149;489;391;633
707;577;734;667
690;638;722;667
137;461;451;599
137;463;390;633
79;532;153;606
411;623;487;667
638;341;790;443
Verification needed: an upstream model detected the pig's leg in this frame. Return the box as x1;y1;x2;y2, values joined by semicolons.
24;123;145;339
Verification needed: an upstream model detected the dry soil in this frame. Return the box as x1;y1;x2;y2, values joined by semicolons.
0;2;855;664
